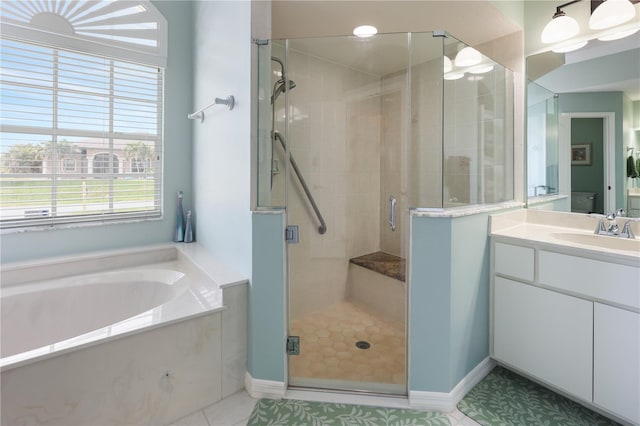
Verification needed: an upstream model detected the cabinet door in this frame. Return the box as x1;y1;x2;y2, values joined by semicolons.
493;277;593;401
594;303;640;424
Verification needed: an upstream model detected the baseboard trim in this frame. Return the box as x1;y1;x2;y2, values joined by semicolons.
245;358;495;412
245;372;286;400
409;357;496;411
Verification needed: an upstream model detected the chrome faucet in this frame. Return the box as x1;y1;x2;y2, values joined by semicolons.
592;209;637;238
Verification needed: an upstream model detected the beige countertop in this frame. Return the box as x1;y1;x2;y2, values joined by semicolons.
490;210;640;264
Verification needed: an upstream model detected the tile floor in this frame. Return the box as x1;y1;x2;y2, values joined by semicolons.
170;390;480;425
169;300;480;425
289;301;406;392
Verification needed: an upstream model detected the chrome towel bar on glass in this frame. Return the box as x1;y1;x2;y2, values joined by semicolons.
187;95;235;122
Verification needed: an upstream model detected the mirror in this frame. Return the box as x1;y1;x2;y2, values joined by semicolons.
526;35;640;215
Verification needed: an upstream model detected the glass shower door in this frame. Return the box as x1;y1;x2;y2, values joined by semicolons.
278;33;414;395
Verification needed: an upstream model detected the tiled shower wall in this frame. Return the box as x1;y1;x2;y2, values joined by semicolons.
279;49;382;320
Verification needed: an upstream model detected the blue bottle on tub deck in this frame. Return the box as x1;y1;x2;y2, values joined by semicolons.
184;210;194;243
174;191;184;242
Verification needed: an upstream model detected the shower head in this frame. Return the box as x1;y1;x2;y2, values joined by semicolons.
271;79;296;104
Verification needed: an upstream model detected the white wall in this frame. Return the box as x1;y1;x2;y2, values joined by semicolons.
193;1;253;277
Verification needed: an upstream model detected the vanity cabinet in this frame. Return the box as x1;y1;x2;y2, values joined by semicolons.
593;303;640;423
494;276;593;401
491;241;640;425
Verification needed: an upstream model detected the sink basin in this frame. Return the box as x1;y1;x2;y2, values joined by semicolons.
551;232;640;253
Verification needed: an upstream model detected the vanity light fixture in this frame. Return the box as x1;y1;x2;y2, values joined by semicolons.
353;25;377;38
597;26;640;40
444;72;465;80
444;56;453;73
541;0;581;43
468;64;494;74
454;47;482;67
589;0;636;30
552;40;589;52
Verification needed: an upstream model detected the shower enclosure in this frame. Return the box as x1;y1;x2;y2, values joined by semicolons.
256;32;514;395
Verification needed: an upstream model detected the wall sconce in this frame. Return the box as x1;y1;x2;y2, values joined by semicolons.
589;0;636;30
541;0;582;43
454;47;482;67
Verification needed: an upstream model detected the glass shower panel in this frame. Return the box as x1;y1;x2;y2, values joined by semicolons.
408;33;445;209
527;81;559;197
256;41;286;208
284;33;411;395
443;38;514;207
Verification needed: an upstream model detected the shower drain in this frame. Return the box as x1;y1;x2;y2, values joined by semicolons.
355;340;371;350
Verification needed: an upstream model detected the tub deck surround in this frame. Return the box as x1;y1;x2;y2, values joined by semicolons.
0;243;246;371
349;251;406;282
489;209;640;263
0;243;249;425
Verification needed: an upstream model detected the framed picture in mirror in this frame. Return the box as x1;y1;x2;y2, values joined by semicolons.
571;144;592;166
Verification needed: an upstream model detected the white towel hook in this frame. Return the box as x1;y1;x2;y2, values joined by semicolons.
187;95;235;122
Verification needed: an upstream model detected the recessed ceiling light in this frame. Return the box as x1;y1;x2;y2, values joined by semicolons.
353;25;377;38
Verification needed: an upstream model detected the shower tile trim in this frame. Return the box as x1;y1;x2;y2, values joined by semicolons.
411;201;523;218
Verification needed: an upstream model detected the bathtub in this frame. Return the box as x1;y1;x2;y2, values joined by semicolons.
0;243;248;425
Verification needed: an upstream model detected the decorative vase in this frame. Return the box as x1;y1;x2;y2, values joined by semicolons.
184;210;194;243
174;191;184;242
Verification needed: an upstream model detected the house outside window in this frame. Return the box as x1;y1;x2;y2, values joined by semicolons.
0;0;167;228
62;159;76;172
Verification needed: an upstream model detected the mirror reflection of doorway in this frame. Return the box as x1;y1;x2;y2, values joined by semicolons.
570;118;604;214
561;112;615;215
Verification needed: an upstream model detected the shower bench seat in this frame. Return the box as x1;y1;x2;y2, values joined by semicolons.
349;251;405;282
347;251;405;324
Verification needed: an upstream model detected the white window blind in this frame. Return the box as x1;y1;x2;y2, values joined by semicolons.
0;37;164;228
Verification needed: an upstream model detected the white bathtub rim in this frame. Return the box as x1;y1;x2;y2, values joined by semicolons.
0;243;248;372
0;242;248;290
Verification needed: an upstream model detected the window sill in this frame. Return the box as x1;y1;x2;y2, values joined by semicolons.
1;215;163;235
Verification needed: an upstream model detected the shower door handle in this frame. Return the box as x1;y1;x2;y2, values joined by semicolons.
389;195;397;231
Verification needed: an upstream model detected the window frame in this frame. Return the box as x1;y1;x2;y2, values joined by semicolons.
0;37;164;230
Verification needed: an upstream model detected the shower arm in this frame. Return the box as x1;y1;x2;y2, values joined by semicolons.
273;131;327;235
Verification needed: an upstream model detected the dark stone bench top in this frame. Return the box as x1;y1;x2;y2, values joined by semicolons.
349;251;406;282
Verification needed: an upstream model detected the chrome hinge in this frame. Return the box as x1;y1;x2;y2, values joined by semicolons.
285;225;299;244
287;336;300;355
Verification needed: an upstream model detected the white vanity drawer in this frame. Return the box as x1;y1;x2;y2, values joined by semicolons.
539;251;640;310
494;242;534;281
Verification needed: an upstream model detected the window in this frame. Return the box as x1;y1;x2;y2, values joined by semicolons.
0;0;167;228
0;1;166;229
62;159;76;172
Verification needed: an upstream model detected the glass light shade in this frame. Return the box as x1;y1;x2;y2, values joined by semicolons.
353;25;377;38
589;0;636;30
468;64;494;74
444;55;453;73
454;47;481;67
552;40;588;53
444;72;465;80
597;27;640;40
541;14;580;43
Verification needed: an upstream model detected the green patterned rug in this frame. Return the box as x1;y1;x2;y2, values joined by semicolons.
247;398;451;426
458;366;619;426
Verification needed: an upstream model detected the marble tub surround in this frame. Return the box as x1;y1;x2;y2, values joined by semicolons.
0;243;248;425
489;209;640;261
349;251;406;282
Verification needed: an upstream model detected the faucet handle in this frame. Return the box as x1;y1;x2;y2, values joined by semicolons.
594;219;608;235
620;221;635;239
606;211;616;221
616;208;626;217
